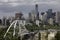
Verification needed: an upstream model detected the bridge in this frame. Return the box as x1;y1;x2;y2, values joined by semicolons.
3;20;60;40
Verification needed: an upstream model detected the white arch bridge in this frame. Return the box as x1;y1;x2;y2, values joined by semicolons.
4;20;38;40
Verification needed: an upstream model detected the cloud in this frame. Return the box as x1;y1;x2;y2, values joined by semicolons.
0;0;59;6
0;0;60;18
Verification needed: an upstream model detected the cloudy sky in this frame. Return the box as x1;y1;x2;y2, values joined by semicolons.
0;0;60;18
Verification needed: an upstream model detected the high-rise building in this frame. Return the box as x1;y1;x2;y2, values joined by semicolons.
46;9;56;25
35;4;39;20
46;9;53;19
15;12;23;20
29;10;36;22
55;11;60;24
41;12;47;24
35;4;38;13
41;12;45;21
28;4;39;22
52;12;56;24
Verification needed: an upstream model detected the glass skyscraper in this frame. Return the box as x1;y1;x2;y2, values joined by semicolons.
46;9;53;19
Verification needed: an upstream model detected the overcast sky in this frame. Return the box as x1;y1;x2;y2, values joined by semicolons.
0;0;60;19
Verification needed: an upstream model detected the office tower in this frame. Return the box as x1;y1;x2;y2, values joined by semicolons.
52;12;56;24
30;10;36;22
55;11;60;24
46;9;56;25
15;12;23;20
52;12;56;19
46;9;53;19
41;12;47;24
35;4;39;20
47;12;56;25
29;10;36;22
35;4;38;13
41;12;45;21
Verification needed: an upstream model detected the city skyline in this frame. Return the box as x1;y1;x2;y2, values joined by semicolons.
0;0;60;18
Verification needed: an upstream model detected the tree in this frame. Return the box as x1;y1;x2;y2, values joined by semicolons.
25;23;39;32
0;19;2;25
55;31;60;40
